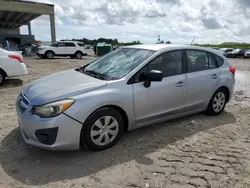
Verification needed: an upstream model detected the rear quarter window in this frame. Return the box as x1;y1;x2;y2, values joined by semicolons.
215;55;224;67
77;43;84;47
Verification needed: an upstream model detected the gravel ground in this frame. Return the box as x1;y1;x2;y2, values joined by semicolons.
1;56;250;188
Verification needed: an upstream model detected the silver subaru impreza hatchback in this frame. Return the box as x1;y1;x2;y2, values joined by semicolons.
16;44;235;151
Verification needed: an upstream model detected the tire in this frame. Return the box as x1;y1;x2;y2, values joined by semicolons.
82;108;124;151
46;51;54;59
0;70;5;85
75;52;82;59
206;88;228;116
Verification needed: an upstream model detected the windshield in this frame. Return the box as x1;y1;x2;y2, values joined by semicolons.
83;48;155;80
50;42;58;47
233;49;240;52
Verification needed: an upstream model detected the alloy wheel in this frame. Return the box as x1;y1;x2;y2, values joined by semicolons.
47;52;53;59
213;92;226;112
76;53;82;59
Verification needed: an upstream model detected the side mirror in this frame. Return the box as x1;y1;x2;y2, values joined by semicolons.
144;70;163;88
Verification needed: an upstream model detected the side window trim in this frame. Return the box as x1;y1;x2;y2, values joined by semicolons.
127;49;184;85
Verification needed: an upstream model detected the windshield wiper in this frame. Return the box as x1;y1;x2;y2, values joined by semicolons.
84;70;105;80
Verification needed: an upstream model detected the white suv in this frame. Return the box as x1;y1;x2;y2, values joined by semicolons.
36;41;87;59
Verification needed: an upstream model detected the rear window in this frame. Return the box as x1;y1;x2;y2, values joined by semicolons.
215;55;224;67
77;43;84;47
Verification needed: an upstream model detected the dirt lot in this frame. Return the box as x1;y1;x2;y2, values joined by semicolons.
1;56;250;188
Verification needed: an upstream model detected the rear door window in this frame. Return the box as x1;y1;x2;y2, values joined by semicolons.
186;50;209;73
66;43;76;47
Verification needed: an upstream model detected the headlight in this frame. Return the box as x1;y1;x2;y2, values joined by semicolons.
32;99;75;118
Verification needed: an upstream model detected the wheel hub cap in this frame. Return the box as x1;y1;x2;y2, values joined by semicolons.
90;116;119;146
213;92;225;112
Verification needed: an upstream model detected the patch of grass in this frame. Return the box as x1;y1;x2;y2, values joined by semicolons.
194;44;250;49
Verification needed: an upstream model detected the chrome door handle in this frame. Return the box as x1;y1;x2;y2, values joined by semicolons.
176;81;184;87
211;74;218;79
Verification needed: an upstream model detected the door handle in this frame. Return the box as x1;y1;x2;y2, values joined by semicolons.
176;81;184;87
211;74;218;79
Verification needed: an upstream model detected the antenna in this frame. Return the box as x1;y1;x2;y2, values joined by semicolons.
190;38;195;45
158;35;161;44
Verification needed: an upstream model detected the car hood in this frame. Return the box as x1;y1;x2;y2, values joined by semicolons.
23;69;108;105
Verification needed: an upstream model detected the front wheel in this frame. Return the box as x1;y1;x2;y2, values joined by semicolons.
46;51;54;59
206;88;228;116
82;108;124;150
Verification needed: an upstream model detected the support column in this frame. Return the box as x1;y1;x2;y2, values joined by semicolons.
27;22;31;35
50;14;56;43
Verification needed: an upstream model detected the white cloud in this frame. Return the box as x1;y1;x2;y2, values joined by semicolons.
21;0;250;44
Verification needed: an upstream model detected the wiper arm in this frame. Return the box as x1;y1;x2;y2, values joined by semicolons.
84;70;105;80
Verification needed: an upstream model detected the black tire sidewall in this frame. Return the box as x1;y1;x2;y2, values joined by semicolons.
206;88;228;116
82;108;124;151
75;52;82;59
0;71;5;85
46;51;54;59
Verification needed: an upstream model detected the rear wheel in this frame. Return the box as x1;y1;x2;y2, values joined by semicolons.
0;70;6;85
206;88;228;116
82;108;124;150
46;51;54;59
75;52;82;59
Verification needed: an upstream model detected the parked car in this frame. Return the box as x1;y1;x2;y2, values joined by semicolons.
211;47;220;50
36;41;87;59
18;43;31;55
244;50;250;58
0;48;28;85
16;44;235;151
226;49;246;58
220;48;233;57
18;43;41;55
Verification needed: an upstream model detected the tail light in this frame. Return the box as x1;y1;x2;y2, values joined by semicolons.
229;65;236;76
8;55;23;63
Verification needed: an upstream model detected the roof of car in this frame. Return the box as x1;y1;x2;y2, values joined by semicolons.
59;41;83;43
124;44;218;51
123;44;226;58
124;44;185;51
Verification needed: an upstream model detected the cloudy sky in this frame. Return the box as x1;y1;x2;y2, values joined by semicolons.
21;0;250;44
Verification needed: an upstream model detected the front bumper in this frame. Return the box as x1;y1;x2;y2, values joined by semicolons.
16;97;83;151
36;52;43;57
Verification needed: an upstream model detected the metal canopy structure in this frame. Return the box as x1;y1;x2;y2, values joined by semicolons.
0;0;56;42
0;11;40;29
